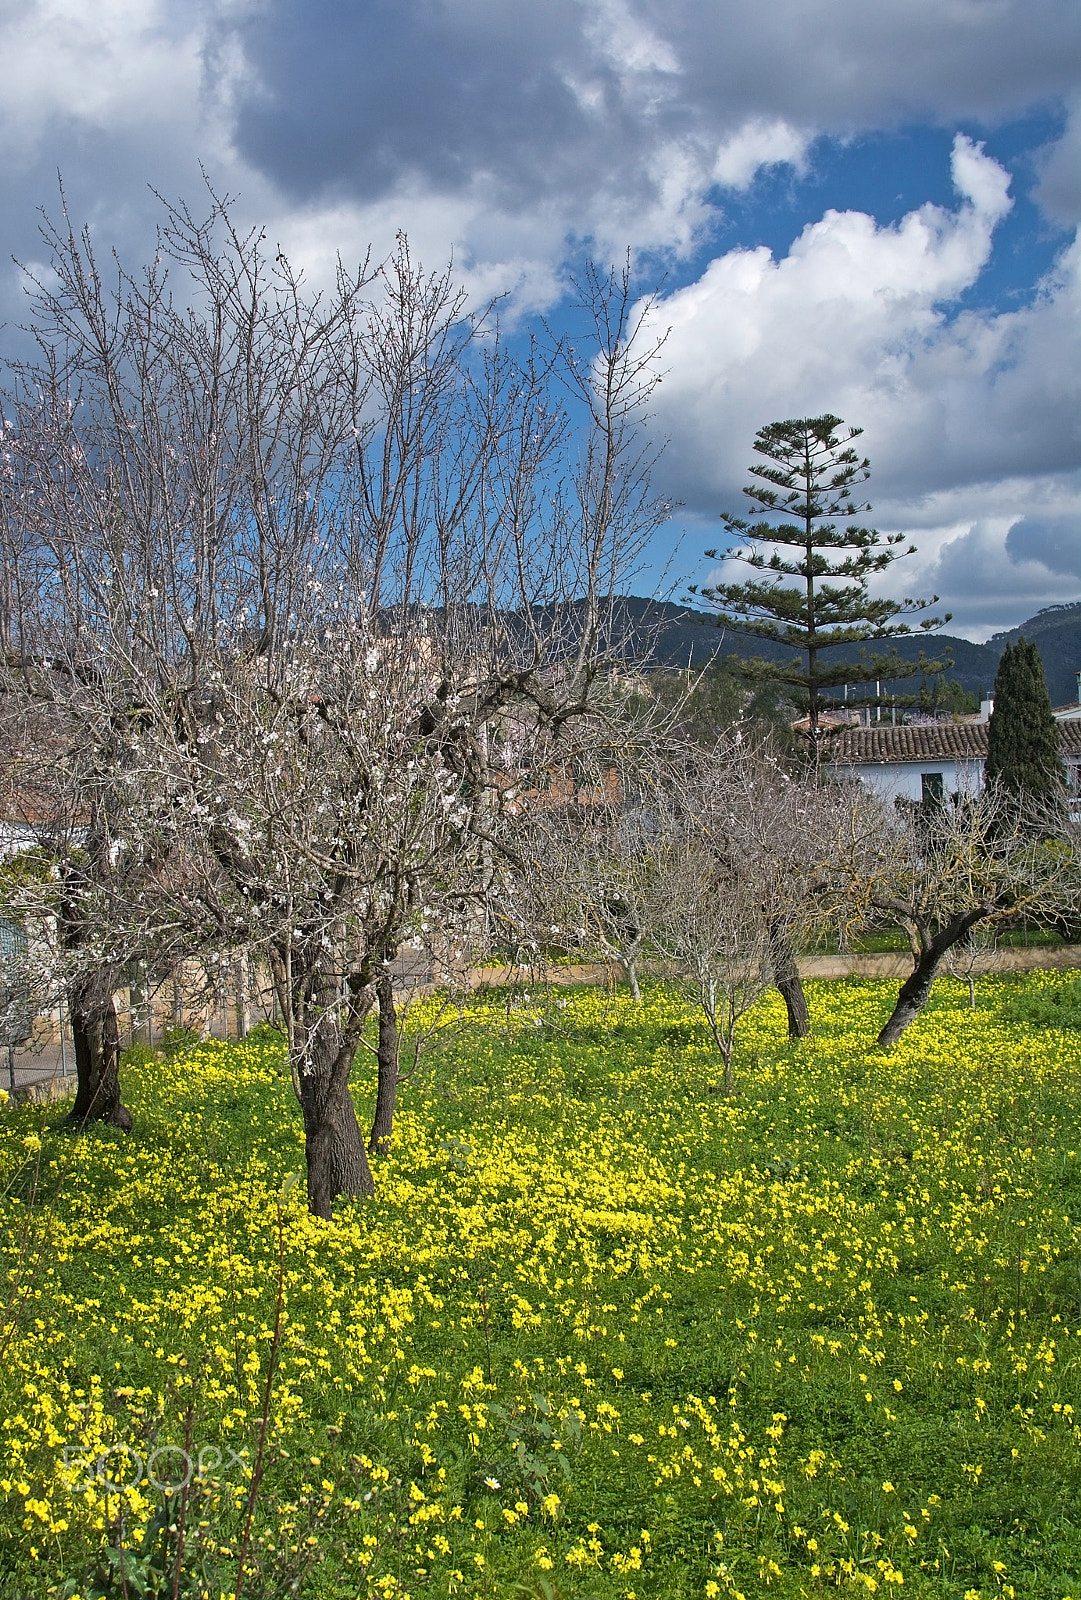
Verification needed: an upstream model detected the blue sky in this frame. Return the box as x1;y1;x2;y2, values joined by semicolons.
0;0;1077;639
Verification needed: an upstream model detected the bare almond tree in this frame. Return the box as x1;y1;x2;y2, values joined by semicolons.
0;191;670;1215
655;829;774;1094
506;740;666;999
514;731;848;1039
506;734;844;1090
831;788;1072;1046
648;739;850;1090
699;738;835;1039
944;923;998;1008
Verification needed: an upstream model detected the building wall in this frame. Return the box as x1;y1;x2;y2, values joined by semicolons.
849;755;1081;817
851;759;985;804
0;822;39;860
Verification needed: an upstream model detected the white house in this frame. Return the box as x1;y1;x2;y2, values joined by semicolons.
825;719;1081;809
0;820;43;860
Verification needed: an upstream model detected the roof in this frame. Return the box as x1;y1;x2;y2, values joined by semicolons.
826;721;1081;767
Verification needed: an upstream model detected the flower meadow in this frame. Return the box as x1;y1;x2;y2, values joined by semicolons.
1;973;1080;1600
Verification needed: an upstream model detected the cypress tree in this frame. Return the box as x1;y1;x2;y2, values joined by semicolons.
984;637;1065;808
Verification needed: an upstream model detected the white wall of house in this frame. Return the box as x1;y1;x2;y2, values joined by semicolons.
851;756;1081;819
849;759;985;805
0;822;40;860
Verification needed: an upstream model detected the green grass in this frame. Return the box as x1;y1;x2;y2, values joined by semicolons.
1001;974;1081;1030
1;974;1080;1599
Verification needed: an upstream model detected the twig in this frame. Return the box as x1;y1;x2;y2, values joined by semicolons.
170;1381;199;1600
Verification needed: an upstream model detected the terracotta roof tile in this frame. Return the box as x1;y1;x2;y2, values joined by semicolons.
826;721;1081;765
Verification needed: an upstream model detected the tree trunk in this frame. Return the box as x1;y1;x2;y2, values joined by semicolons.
720;1042;735;1097
702;979;737;1095
68;972;132;1130
623;957;642;1003
769;924;809;1039
297;1041;375;1220
235;954;249;1040
877;909;989;1046
294;981;375;1219
877;948;942;1047
368;969;399;1157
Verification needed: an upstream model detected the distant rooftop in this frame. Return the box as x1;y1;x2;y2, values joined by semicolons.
826;721;1081;766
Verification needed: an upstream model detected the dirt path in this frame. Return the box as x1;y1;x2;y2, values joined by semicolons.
797;943;1081;980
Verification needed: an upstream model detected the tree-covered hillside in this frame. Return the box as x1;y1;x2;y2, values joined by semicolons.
636;597;1081;708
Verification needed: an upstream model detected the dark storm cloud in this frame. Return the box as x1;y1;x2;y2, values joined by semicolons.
1006;512;1081;578
226;0;1080;216
229;0;597;207
663;0;1078;126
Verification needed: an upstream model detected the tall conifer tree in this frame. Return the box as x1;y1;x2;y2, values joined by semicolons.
694;416;949;751
985;638;1065;809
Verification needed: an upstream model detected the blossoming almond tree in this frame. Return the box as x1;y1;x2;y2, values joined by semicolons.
0;192;670;1215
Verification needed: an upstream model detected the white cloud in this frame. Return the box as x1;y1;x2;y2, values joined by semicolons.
862;476;1081;639
711;120;809;189
638;137;1080;635
583;0;680;80
0;0;203;160
639;138;1021;492
264;186;570;319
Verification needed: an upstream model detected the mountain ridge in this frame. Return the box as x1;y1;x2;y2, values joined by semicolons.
631;597;1081;707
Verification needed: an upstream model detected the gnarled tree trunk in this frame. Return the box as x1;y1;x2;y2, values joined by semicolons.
297;1036;375;1219
368;968;399;1157
769;923;809;1039
877;950;942;1047
878;908;989;1047
68;971;132;1130
293;968;375;1219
